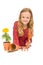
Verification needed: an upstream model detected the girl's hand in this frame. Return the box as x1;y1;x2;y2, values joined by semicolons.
26;41;31;49
15;44;21;50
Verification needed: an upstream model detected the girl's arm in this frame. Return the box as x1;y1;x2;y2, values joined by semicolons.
13;21;19;46
26;28;32;48
25;39;32;49
13;22;21;50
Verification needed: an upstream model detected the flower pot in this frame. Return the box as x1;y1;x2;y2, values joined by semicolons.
8;44;16;52
3;42;10;51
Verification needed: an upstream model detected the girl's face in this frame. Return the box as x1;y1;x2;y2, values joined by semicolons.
21;11;31;25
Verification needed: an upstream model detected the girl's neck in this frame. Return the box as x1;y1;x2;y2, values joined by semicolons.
23;24;27;29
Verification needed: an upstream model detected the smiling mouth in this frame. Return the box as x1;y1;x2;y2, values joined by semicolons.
23;21;27;22
24;21;28;23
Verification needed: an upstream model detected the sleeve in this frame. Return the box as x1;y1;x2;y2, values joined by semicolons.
13;22;19;45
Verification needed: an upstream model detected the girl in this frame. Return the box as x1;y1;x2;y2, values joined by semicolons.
13;8;34;51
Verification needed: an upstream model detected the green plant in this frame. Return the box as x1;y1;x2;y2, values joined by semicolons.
2;28;11;42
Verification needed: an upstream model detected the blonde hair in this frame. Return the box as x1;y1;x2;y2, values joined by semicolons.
18;8;34;37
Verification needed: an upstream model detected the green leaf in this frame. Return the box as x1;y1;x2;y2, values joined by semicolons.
2;32;11;42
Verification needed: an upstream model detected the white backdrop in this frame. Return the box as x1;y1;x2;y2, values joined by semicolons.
0;0;43;65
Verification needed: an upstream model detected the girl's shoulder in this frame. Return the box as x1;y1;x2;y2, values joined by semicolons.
14;21;18;26
14;21;18;28
13;21;18;30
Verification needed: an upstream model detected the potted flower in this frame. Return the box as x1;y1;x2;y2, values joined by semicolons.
2;28;11;51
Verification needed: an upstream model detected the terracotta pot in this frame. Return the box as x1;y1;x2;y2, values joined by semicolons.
8;44;16;52
3;42;10;51
9;44;16;50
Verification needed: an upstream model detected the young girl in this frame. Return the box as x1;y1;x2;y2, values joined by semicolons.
13;8;34;51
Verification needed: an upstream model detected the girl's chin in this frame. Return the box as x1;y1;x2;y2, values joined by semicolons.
22;22;28;25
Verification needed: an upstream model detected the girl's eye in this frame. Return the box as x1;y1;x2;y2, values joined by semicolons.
27;17;29;19
22;16;25;18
